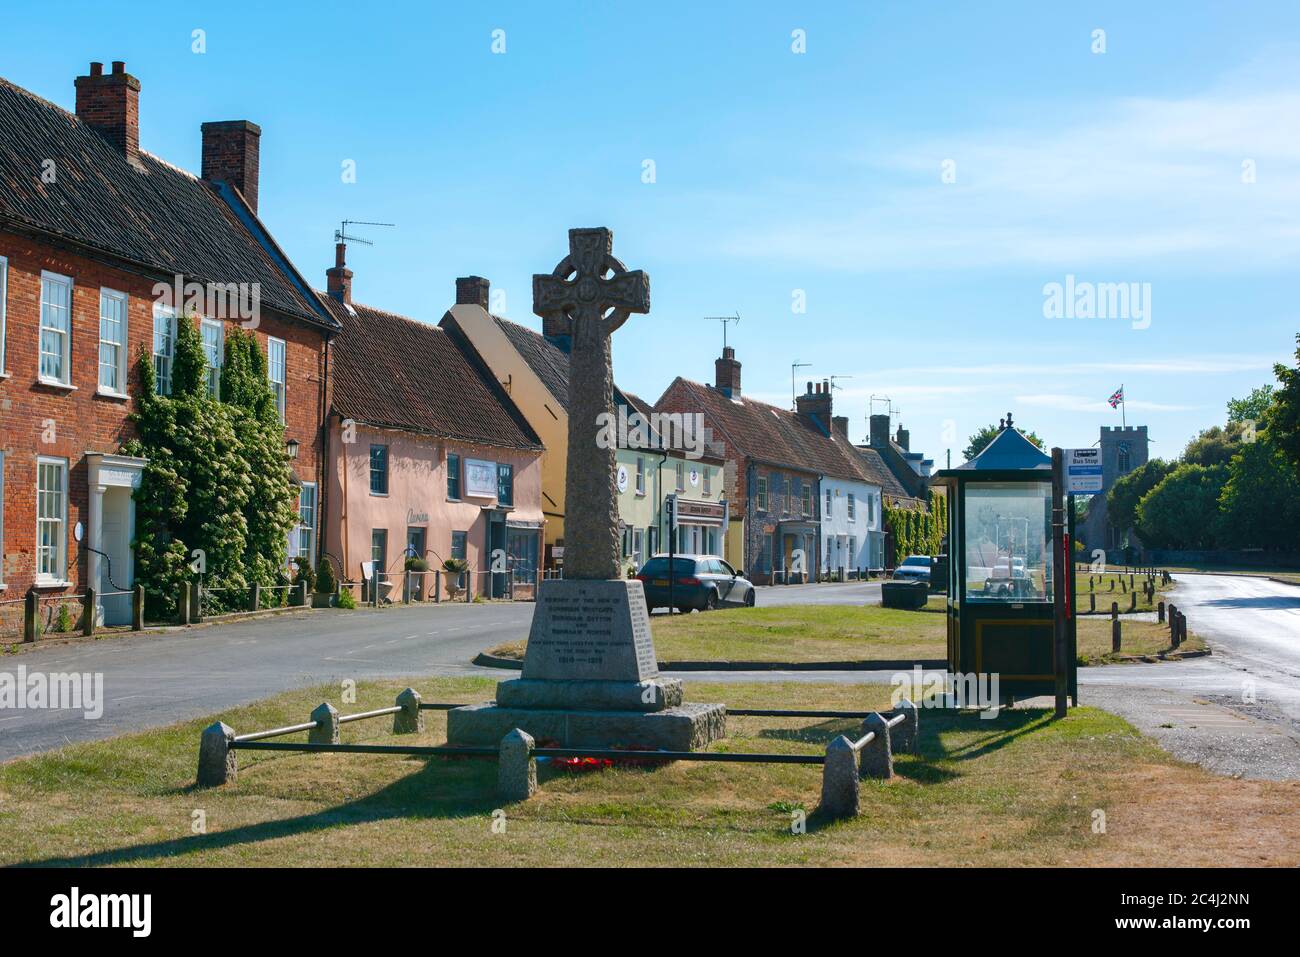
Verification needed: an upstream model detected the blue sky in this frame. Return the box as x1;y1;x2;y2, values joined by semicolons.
4;1;1298;464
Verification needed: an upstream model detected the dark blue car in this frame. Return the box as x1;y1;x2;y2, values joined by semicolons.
635;554;757;613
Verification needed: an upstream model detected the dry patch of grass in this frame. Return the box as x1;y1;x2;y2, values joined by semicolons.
1076;618;1205;664
1;676;1295;868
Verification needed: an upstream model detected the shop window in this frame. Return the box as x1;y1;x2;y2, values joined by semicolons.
447;452;461;499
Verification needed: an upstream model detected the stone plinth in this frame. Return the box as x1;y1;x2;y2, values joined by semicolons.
449;578;725;751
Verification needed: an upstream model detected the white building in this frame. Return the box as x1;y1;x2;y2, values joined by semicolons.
821;474;885;575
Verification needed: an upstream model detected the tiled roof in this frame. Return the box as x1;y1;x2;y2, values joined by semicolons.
492;316;572;412
321;295;542;451
0;76;336;329
847;444;914;501
656;378;886;488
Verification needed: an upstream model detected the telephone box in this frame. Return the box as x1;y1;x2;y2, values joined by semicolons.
930;422;1076;703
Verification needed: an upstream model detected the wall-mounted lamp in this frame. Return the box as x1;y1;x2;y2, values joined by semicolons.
286;438;300;460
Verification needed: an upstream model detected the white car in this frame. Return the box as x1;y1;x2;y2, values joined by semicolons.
892;555;932;583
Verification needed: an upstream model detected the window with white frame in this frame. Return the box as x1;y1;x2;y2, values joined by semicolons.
703;466;711;495
152;303;176;395
635;456;645;495
847;493;856;521
825;489;833;517
0;254;8;373
289;482;317;565
201;318;224;399
268;337;286;422
40;272;73;385
36;457;68;582
98;288;128;394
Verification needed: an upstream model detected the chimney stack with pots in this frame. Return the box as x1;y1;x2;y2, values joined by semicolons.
895;424;910;451
869;413;891;448
75;61;141;166
326;243;352;305
796;378;833;428
715;346;742;398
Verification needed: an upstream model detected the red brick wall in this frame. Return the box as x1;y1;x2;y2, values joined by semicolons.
0;231;328;596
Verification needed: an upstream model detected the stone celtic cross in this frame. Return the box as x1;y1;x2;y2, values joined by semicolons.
533;227;650;580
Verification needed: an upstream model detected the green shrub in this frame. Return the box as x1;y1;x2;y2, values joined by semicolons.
292;556;316;594
315;558;337;595
55;603;74;634
336;587;356;609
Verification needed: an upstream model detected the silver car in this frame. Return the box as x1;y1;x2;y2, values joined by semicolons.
892;555;932;583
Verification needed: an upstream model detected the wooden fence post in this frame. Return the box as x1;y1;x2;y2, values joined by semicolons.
132;584;145;631
1111;602;1121;652
83;587;96;637
1157;600;1165;623
250;582;260;612
178;582;191;625
23;588;38;643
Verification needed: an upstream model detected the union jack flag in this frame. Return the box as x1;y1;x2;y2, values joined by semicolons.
1108;386;1124;409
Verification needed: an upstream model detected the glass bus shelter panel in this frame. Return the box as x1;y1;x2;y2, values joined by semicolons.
963;481;1053;602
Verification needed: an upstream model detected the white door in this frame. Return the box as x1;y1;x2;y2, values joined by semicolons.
99;488;132;625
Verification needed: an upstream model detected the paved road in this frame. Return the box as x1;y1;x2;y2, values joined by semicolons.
3;573;1298;777
0;602;534;761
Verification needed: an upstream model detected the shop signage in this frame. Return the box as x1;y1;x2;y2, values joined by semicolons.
465;458;497;498
406;509;429;525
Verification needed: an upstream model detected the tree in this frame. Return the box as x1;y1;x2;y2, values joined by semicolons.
1271;334;1300;479
1107;458;1173;532
1182;422;1248;468
1134;463;1227;550
962;423;1045;461
1227;385;1275;423
1218;427;1300;549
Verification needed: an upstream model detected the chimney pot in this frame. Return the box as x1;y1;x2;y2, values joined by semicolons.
715;347;742;398
201;120;262;213
869;413;890;448
75;59;142;165
326;242;353;305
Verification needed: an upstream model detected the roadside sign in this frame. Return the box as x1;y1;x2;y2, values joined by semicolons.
1064;448;1103;494
665;493;678;530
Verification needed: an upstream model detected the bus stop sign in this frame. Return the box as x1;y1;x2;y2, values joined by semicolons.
1064;448;1103;494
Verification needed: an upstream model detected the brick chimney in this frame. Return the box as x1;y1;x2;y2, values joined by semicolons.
832;415;849;439
326;242;352;305
75;61;141;166
869;413;891;448
895;423;910;451
201;120;262;213
715;346;741;398
796;379;833;428
455;276;490;309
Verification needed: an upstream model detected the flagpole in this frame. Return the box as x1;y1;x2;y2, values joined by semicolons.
1121;384;1126;428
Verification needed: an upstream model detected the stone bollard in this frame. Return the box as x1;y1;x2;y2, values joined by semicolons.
858;713;894;780
1158;600;1165;623
308;702;340;744
893;698;920;754
197;721;237;787
393;688;424;734
1111;602;1121;652
818;735;859;819
498;728;537;802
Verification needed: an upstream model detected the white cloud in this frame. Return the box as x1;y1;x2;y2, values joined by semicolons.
709;54;1300;272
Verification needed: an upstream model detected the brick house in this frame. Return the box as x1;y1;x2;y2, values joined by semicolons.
0;63;338;624
319;259;545;601
656;348;892;584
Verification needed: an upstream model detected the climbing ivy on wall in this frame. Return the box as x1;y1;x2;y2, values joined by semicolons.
883;492;948;566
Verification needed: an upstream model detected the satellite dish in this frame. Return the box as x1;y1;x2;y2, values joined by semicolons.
74;521;85;542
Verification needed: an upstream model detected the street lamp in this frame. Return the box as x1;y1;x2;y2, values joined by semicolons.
285;438;300;460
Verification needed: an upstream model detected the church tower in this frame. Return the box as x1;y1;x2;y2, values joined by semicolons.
1079;425;1150;560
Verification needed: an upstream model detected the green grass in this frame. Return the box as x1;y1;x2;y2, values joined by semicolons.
2;676;1294;867
1073;570;1174;614
491;598;950;664
1076;617;1205;664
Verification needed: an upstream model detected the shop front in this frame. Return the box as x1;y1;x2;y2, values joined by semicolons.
672;498;727;557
